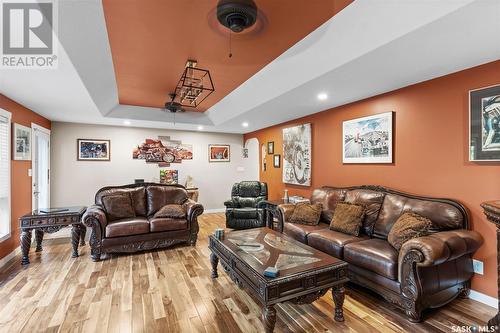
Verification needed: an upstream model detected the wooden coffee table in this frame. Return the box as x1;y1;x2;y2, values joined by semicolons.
208;228;348;333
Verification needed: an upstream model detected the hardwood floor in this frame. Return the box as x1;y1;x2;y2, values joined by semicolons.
0;213;495;333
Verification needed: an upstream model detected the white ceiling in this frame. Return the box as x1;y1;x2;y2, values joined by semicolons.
1;0;499;134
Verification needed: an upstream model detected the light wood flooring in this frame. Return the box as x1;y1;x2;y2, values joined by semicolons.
0;213;495;333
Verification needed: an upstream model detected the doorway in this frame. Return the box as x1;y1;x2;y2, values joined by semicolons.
31;124;51;211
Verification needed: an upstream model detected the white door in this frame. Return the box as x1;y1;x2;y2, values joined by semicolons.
32;124;51;211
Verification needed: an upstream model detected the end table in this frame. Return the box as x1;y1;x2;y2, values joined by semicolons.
19;206;87;265
260;199;288;231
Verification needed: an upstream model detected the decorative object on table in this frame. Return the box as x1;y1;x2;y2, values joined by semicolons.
469;84;500;161
208;144;230;162
12;123;31;160
283;189;289;203
224;181;267;230
263;266;279;278
481;200;500;328
209;228;348;332
83;183;204;261
242;148;249;158
19;206;87;265
160;169;178;184
214;228;225;240
267;141;274;154
283;123;311;186
288;195;309;204
134;179;145;184
273;154;280;168
185;175;195;188
342;112;393;164
77;139;110;161
133;136;193;166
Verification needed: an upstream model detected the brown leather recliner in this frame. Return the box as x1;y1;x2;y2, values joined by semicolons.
278;185;483;322
82;183;203;261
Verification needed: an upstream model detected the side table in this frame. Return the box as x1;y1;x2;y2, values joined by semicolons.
481;200;500;329
260;199;287;231
19;206;87;265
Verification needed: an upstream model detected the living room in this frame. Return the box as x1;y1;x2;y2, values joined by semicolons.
0;0;499;332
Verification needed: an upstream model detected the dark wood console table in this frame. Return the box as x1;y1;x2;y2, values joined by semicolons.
209;228;348;332
481;200;500;329
19;206;87;265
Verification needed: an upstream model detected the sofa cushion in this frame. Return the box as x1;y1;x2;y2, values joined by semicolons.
147;185;188;216
283;222;329;243
154;204;186;219
289;203;322;225
101;194;135;221
388;211;431;250
374;193;464;239
307;229;369;258
345;189;385;236
311;187;347;223
105;217;149;238
344;239;399;280
329;202;365;236
149;217;188;232
129;187;147;216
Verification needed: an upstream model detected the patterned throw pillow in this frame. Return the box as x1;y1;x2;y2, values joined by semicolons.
154;204;186;219
102;194;135;221
289;203;323;225
329;202;365;236
388;211;432;251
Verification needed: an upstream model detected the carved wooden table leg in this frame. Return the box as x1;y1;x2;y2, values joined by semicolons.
71;224;82;258
488;229;500;329
80;226;86;246
20;229;32;265
35;229;44;252
210;253;219;278
262;305;276;333
332;285;345;322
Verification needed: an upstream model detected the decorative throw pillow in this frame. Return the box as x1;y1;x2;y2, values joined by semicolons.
289;203;323;225
329;202;365;236
388;211;432;251
102;194;135;221
154;204;186;219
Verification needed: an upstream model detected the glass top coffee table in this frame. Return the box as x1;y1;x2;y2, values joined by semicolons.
208;228;348;333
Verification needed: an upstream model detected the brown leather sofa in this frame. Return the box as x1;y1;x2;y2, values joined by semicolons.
278;185;483;322
82;183;203;261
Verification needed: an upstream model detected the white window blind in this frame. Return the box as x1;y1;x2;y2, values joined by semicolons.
0;110;11;240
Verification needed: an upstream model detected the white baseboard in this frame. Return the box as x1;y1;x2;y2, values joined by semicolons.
470;289;498;309
203;208;225;214
0;247;21;269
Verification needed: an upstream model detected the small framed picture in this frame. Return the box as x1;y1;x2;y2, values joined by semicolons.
13;123;31;160
273;154;281;168
242;148;249;158
77;139;110;161
209;144;230;162
267;141;274;154
469;84;500;161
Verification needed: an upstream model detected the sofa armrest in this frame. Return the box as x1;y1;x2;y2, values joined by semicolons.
82;205;107;261
277;203;296;232
183;199;204;245
224;199;238;208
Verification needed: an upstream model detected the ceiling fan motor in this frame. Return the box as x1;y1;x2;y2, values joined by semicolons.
217;0;257;33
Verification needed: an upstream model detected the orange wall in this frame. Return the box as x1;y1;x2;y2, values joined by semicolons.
0;95;51;261
245;60;500;298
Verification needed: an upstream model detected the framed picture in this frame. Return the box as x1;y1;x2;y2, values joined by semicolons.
342;112;393;164
160;169;178;184
242;148;249;158
283;123;311;186
469;84;500;161
273;154;281;168
209;144;230;162
13;123;31;160
267;141;274;154
77;139;110;161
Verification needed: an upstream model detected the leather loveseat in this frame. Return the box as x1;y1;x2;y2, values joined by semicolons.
224;181;268;229
278;185;483;322
82;183;203;261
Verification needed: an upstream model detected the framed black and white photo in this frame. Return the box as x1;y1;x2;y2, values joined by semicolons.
342;112;393;164
267;141;274;154
283;123;311;186
470;84;500;161
273;154;281;168
13;123;31;160
77;139;110;161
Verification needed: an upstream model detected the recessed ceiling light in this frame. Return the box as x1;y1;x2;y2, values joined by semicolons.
197;125;204;131
123;120;131;125
317;92;328;101
242;122;249;127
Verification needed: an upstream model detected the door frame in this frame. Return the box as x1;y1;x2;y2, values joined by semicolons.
31;123;51;210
